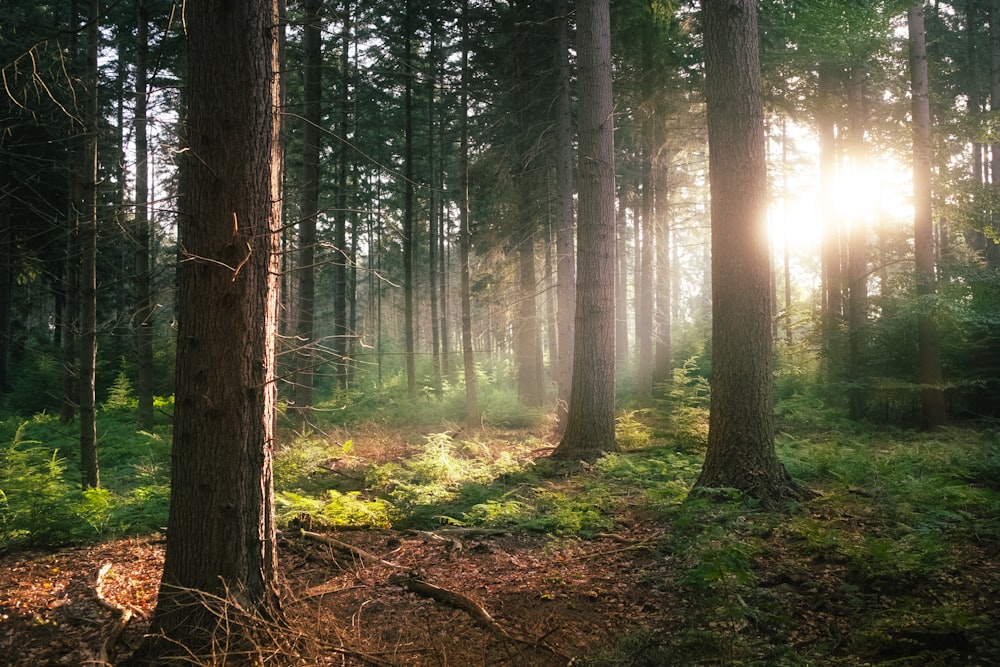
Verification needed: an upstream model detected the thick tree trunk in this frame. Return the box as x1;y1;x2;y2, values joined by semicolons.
696;0;796;503
553;0;617;461
908;1;948;429
293;0;322;418
122;0;283;660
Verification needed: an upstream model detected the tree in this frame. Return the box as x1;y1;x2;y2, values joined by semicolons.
695;0;796;502
552;0;617;461
121;0;283;660
552;0;576;430
459;0;479;424
908;0;948;428
134;0;155;431
79;0;100;490
293;0;323;418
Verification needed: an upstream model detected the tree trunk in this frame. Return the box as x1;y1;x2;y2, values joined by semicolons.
695;0;796;503
334;0;352;389
653;168;672;384
552;0;617;461
122;0;283;660
636;78;654;408
79;0;100;490
293;0;322;418
428;21;442;395
459;0;479;423
846;70;868;421
908;1;948;429
818;63;842;327
515;181;544;407
402;0;417;399
615;184;630;363
134;0;154;431
553;0;575;430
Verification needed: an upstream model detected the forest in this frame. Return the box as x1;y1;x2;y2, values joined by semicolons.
1;0;999;665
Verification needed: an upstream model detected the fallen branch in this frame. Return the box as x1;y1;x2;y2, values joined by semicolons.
299;530;410;572
93;563;135;665
389;574;505;634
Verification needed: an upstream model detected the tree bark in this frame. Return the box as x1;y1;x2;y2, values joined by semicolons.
553;0;575;430
459;0;479;423
908;1;948;429
134;0;154;431
695;0;796;503
122;0;283;660
79;0;100;490
402;0;417;399
552;0;617;461
293;0;322;418
334;0;352;388
846;70;868;421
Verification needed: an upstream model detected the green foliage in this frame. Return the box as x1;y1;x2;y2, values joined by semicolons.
104;364;138;410
0;410;172;548
0;423;79;546
615;410;652;450
654;356;709;452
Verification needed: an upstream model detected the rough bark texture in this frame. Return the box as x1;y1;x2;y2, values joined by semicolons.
695;0;795;502
121;0;282;661
908;1;948;429
552;0;617;461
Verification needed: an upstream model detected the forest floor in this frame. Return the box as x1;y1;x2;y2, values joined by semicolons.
1;425;999;666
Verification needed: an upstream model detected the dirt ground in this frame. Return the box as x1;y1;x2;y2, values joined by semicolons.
0;519;677;666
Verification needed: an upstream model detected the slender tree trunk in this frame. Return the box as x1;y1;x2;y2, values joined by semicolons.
846;70;868;421
402;0;417;399
553;0;575;430
818;63;842;325
134;0;154;430
696;0;796;503
553;0;617;460
460;0;479;423
428;22;442;394
653;157;672;384
615;185;630;362
968;0;984;187
122;0;283;660
334;0;352;388
294;0;322;417
515;181;544;407
636;54;655;408
62;0;82;427
0;167;11;393
79;0;100;490
908;1;948;428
